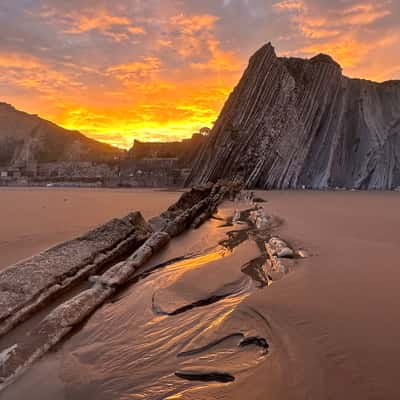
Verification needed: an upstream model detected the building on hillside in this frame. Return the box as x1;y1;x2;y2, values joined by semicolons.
127;132;207;167
119;158;183;187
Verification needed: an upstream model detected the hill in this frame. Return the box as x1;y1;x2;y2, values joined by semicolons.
0;103;123;166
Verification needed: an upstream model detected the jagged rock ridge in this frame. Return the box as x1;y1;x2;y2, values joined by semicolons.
0;103;122;166
188;43;400;189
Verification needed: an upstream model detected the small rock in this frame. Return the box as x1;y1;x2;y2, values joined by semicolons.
267;237;293;257
253;196;267;203
277;247;294;258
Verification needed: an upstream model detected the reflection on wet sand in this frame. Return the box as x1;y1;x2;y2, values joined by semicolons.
4;199;294;400
4;191;400;400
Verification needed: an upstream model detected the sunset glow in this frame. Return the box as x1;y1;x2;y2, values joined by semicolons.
1;1;399;148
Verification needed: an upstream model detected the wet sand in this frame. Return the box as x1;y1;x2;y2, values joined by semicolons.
2;190;400;399
204;190;400;400
0;187;180;269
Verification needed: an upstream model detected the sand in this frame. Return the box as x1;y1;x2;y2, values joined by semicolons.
0;187;180;269
207;190;400;400
2;190;400;399
240;190;400;400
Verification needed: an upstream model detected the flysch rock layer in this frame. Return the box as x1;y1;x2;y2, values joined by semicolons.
188;43;400;190
0;212;152;337
0;183;237;390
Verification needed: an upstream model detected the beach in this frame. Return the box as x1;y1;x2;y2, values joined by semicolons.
0;187;180;270
2;189;400;399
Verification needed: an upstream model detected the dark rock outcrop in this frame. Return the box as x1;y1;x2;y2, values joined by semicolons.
0;183;237;390
188;43;400;189
0;212;152;337
0;103;122;166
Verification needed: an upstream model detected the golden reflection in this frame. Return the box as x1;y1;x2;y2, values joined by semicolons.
203;294;250;334
168;247;230;274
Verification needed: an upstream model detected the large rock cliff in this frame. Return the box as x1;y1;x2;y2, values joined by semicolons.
0;103;122;166
188;43;400;189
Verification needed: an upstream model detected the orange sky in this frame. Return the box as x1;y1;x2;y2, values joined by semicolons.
1;0;399;148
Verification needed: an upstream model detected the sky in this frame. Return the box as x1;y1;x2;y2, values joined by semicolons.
1;0;399;148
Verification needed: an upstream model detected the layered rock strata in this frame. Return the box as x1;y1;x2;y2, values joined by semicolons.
0;182;236;390
188;43;400;189
0;212;151;337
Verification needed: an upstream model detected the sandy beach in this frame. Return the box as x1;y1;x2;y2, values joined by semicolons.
0;187;180;270
2;189;400;399
241;190;400;400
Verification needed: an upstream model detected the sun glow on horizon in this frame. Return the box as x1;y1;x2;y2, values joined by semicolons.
42;74;237;149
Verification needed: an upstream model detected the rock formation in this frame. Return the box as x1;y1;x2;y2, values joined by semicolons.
0;182;237;390
188;43;400;190
0;103;122;166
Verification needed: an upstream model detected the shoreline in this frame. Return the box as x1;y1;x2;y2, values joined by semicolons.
2;182;400;191
0;187;181;270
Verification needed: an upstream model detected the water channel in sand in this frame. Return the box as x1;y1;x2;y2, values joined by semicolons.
3;200;286;399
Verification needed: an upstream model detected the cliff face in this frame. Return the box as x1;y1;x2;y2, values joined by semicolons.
188;43;400;189
0;103;122;166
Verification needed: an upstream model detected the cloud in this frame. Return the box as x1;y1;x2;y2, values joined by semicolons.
0;0;399;148
0;51;81;96
107;56;162;81
34;6;146;42
273;0;399;79
190;38;243;73
273;0;305;11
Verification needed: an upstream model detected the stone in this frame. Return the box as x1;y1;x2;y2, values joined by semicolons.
276;247;294;258
0;211;151;337
267;237;291;256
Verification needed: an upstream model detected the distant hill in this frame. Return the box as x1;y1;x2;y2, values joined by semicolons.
0;103;123;166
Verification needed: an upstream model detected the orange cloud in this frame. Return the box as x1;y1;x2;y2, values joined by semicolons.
274;0;396;79
65;12;145;42
107;57;162;81
0;51;80;95
160;14;221;59
341;3;391;25
298;34;396;67
190;45;243;73
36;7;145;42
170;14;219;34
273;0;305;11
0;53;43;69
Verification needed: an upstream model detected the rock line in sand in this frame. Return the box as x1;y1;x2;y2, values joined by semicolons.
0;182;239;391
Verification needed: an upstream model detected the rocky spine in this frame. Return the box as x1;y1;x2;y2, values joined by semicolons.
188;43;400;190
